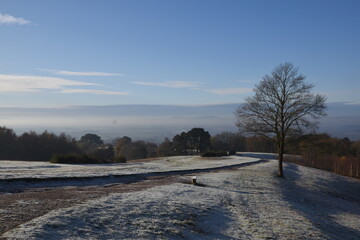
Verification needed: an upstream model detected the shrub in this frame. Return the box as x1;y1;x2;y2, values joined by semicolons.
91;145;115;162
228;150;236;155
50;154;102;164
113;156;127;163
201;151;228;157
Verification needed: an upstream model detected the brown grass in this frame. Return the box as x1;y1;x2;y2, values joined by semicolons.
285;154;360;178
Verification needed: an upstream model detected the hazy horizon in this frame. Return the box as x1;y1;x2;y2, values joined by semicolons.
1;102;359;142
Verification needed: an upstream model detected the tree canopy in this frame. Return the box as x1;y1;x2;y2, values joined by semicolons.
173;128;211;155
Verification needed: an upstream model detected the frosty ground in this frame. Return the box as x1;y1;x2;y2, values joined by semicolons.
1;154;360;239
0;154;266;180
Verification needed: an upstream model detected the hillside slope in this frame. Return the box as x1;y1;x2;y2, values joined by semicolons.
3;160;360;239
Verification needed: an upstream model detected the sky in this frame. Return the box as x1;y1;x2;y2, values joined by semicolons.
0;0;359;108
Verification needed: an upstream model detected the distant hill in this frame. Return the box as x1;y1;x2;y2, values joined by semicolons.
1;102;360;142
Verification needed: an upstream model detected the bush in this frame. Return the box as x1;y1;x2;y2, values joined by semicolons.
228;150;236;155
201;151;228;157
113;156;127;163
91;145;115;162
50;154;102;164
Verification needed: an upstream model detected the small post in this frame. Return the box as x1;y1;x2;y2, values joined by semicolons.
192;176;197;184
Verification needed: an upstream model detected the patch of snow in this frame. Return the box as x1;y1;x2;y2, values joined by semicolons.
0;156;259;180
3;161;360;239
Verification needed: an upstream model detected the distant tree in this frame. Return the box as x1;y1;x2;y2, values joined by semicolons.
292;134;356;159
0;127;18;159
78;133;104;153
211;132;245;153
39;131;79;160
157;138;175;156
172;128;211;155
338;137;352;156
114;136;132;146
120;141;148;160
173;132;188;155
145;142;158;158
91;144;115;162
80;133;103;145
245;136;275;153
295;134;333;156
351;141;360;157
17;130;79;161
114;137;152;160
114;136;132;158
186;128;211;154
58;133;80;155
235;63;326;177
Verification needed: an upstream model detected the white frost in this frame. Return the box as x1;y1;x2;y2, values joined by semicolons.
3;160;360;239
0;155;259;180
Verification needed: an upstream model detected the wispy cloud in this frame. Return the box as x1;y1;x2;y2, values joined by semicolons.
58;89;128;95
0;13;30;25
0;74;129;96
205;87;253;95
37;69;124;77
132;81;198;88
57;71;124;76
0;74;98;92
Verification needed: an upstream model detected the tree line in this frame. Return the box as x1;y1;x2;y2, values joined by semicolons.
285;134;360;178
0;126;274;163
0;127;78;161
1;125;359;178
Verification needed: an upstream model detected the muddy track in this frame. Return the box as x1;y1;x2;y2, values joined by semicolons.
0;160;268;236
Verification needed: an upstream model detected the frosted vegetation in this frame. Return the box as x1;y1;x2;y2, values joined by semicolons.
0;155;258;180
2;156;360;239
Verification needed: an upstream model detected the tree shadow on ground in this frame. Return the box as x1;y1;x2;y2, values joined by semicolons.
182;206;240;240
276;163;360;239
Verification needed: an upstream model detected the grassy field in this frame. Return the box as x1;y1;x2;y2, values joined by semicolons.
1;155;360;239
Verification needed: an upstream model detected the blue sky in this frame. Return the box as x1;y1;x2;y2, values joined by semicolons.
1;0;360;107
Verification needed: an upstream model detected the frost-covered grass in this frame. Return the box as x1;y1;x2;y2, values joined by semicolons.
0;155;258;180
3;161;360;239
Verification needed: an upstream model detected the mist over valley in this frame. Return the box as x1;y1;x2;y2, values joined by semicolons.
2;102;359;142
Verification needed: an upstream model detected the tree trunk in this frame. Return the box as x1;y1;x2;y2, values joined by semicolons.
278;143;284;177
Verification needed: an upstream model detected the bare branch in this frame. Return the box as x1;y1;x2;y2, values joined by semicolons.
234;62;327;177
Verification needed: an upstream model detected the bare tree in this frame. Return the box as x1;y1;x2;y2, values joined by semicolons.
235;63;326;177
